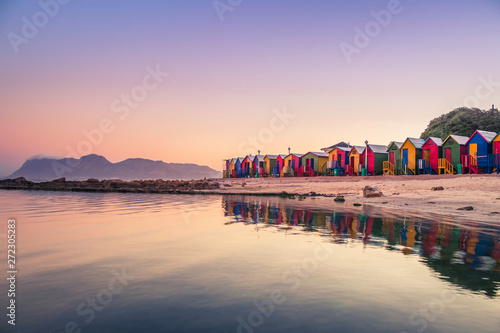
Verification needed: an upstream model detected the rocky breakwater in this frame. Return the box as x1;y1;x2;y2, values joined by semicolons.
0;177;220;194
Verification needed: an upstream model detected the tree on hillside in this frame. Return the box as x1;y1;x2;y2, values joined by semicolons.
420;107;500;140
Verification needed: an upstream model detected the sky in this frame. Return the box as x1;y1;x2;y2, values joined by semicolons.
0;0;499;176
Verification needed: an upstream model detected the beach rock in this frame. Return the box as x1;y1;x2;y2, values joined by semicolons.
334;194;345;202
51;177;66;183
457;206;474;211
431;186;444;191
14;177;28;183
241;182;246;187
362;185;383;198
87;178;99;183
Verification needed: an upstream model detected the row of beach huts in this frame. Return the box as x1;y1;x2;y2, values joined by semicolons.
222;130;500;178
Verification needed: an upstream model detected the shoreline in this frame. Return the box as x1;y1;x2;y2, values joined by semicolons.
2;174;500;223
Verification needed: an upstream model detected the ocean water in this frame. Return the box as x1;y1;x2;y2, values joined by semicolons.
0;190;499;333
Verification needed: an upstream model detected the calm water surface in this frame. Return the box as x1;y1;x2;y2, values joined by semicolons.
0;190;499;333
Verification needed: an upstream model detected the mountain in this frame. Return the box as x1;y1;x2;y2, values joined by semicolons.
4;154;220;181
420;106;500;140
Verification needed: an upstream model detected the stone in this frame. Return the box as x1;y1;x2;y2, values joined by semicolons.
457;206;474;211
362;185;383;198
431;186;444;191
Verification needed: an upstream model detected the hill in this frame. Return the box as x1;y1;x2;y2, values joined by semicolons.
420;107;500;140
4;154;220;181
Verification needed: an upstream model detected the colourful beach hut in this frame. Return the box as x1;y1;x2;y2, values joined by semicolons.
234;157;244;178
359;144;388;176
490;133;500;173
384;141;403;175
462;130;497;174
222;159;230;178
327;147;350;176
253;154;265;177
439;135;468;174
299;152;329;177
274;154;285;177
420;137;443;174
282;153;302;177
263;155;278;176
400;138;424;175
347;146;365;176
242;155;254;177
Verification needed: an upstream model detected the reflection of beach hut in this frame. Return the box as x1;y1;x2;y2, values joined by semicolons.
360;144;388;175
347;146;365;175
439;135;468;174
242;155;254;177
327;147;350;175
420;137;442;174
263;155;278;176
282;153;302;177
299;152;329;176
252;154;265;177
400;138;424;175
462;130;496;174
384;141;403;175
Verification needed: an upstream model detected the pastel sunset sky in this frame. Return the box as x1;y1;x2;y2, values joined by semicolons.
0;0;499;176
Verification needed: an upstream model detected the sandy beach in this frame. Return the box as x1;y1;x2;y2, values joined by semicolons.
215;174;500;223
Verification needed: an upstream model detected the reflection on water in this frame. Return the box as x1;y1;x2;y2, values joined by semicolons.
0;190;499;333
223;196;500;297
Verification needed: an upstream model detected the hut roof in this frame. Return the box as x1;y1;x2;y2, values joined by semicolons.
405;138;425;149
321;141;350;153
425;137;443;146
388;141;404;150
253;155;265;161
285;153;304;159
332;147;351;153
301;151;329;158
264;154;279;159
367;144;389;154
349;146;365;154
468;130;497;144
445;135;469;145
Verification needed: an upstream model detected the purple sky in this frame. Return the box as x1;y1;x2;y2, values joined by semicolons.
0;0;499;176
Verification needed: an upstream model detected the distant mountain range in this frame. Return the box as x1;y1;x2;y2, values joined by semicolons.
4;154;220;181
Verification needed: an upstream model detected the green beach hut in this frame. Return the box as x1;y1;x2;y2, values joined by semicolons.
439;135;469;174
385;141;403;175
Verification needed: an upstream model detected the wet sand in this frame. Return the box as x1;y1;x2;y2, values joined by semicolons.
214;174;500;223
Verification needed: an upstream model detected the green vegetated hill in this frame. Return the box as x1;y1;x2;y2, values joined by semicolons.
420;107;500;140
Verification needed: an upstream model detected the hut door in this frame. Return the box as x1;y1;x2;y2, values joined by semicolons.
292;159;295;170
494;142;500;154
445;148;452;163
469;143;477;159
310;159;314;171
350;156;354;167
402;149;408;166
424;149;430;162
389;152;395;165
337;154;342;165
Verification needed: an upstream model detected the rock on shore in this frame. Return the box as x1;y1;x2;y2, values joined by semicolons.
0;177;220;193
